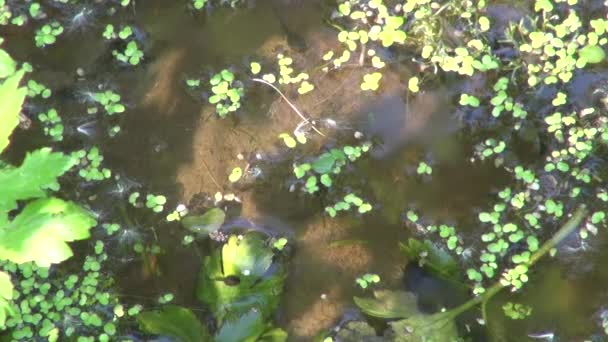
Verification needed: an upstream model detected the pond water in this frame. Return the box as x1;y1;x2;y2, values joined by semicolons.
3;0;608;341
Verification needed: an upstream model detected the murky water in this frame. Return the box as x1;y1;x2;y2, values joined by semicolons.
3;0;608;340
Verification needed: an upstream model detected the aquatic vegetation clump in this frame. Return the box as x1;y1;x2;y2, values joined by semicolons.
208;69;244;118
34;21;64;48
37;108;64;142
0;242;128;341
72;147;112;181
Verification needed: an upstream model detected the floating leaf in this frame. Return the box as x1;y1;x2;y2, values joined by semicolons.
229;167;243;182
250;62;261;75
579;45;606;64
354;290;419;319
279;133;297;148
312;153;336;173
181;208;226;235
137;305;212;342
297;81;314;95
0;70;27;154
0;197;96;266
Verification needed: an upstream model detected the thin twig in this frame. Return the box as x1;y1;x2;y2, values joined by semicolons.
251;78;326;137
201;159;222;191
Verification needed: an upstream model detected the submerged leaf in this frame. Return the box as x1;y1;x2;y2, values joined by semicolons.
354;290;419;319
137;305;212;342
336;321;383;341
181;208;225;235
399;239;460;282
0;197;96;266
312;153;335;173
215;309;266;342
386;311;459;342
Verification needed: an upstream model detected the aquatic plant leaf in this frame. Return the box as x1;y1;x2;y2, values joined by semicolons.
222;234;273;278
0;271;13;327
197;233;287;321
0;70;26;154
137;305;212;342
579;45;606;64
215;308;265;342
336;321;383;341
354;290;419;319
181;208;225;235
386;311;459;342
0;197;96;266
258;327;288;342
0;148;75;221
399;239;460;282
0;49;16;78
312;153;335;173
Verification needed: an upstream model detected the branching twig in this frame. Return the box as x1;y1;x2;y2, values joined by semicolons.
251;78;326;137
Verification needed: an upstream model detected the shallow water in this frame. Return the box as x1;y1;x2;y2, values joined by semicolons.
3;0;608;340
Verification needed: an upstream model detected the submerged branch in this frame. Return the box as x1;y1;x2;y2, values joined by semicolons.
251;78;326;137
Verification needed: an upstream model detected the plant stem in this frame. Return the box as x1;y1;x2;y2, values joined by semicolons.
447;205;588;319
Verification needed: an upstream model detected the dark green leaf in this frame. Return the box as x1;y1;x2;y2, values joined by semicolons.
312;153;335;174
354;290;419;319
181;208;226;235
215;309;265;342
399;239;460;282
386;311;459;342
137;305;212;342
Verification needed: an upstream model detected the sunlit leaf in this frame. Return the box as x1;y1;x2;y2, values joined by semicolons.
579;45;606;64
0;148;76;222
0;197;96;266
0;49;16;78
222;234;273;277
0;271;13;328
0;70;27;154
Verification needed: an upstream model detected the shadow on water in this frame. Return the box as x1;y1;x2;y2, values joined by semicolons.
3;0;608;341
